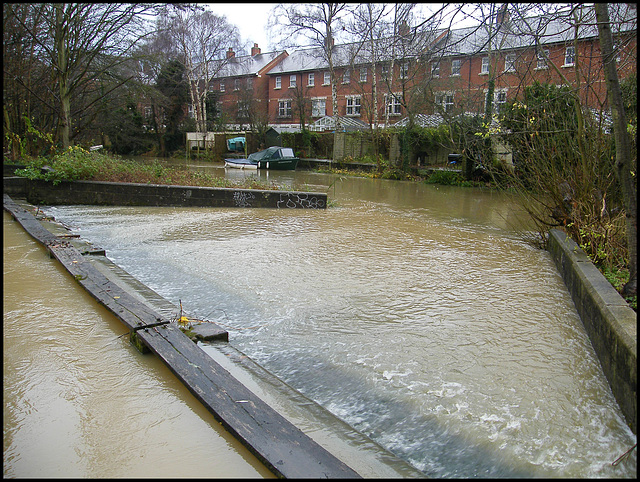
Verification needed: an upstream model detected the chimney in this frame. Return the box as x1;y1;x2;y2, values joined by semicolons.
496;5;509;25
251;43;261;56
226;47;235;59
324;35;334;51
398;21;410;38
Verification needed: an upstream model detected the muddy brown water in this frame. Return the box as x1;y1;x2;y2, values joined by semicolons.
3;212;274;478
4;166;637;477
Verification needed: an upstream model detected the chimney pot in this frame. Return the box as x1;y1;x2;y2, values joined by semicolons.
251;43;261;56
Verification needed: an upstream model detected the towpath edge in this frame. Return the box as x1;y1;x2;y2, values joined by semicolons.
3;193;359;478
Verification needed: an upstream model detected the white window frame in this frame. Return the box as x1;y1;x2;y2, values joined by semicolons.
275;76;281;89
485;89;508;114
311;97;326;118
381;63;389;79
308;73;315;86
495;90;507;113
451;59;461;76
237;100;250;118
345;95;361;116
386;93;402;116
246;77;253;89
400;62;409;79
220;80;225;92
481;56;490;75
563;46;575;67
323;71;330;85
278;99;291;117
289;74;297;88
435;92;454;113
234;78;240;91
360;68;367;82
504;53;516;72
536;49;549;70
342;69;350;84
431;61;440;77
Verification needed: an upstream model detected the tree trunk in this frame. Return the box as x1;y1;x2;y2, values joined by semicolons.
55;5;70;149
595;3;637;296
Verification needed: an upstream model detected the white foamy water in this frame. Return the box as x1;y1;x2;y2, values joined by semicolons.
40;173;636;477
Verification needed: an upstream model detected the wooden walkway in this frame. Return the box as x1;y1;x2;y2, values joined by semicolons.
3;194;361;478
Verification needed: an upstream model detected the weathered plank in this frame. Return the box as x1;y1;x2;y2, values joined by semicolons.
136;324;359;478
3;194;361;478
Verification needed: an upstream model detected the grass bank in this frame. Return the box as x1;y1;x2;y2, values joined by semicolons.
12;146;283;191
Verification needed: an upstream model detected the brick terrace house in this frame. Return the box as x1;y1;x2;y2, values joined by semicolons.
258;5;636;131
208;43;288;129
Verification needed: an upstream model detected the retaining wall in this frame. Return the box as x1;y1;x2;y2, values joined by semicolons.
548;228;636;434
3;177;327;209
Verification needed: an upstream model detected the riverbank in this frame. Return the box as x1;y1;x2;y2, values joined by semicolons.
549;229;637;434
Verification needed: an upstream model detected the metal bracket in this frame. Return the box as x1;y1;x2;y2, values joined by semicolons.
131;320;170;332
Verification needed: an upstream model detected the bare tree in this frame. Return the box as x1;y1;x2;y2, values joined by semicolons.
595;3;637;296
4;4;53;158
286;82;313;131
5;3;162;150
269;3;351;131
343;3;393;162
167;8;241;135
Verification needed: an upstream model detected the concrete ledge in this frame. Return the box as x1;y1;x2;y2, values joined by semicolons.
548;228;636;434
3;177;327;209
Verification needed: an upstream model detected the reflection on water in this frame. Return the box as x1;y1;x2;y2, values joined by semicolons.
35;170;637;478
3;212;273;478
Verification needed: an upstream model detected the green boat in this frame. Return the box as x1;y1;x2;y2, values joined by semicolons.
225;146;299;170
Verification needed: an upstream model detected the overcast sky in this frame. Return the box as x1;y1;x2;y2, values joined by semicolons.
203;3;481;56
205;3;275;53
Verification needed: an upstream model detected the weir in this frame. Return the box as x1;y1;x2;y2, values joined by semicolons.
4;171;636;477
3;193;361;478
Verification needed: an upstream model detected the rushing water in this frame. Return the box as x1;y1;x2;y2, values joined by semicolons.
3;212;274;478
26;168;637;477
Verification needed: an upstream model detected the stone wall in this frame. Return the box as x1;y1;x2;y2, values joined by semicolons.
3;177;327;210
548;228;636;433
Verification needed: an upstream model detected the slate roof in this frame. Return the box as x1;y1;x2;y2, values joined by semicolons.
439;4;636;56
267;4;636;74
310;115;369;131
392;114;446;128
211;50;286;79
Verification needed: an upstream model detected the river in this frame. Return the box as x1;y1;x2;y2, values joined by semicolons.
3;210;275;478
5;165;637;477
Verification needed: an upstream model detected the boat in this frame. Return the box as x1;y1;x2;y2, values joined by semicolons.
224;146;299;170
226;136;245;152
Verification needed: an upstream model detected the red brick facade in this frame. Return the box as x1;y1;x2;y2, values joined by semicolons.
212;12;636;131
